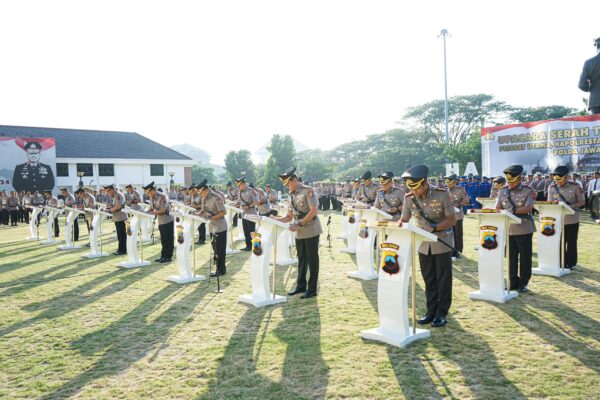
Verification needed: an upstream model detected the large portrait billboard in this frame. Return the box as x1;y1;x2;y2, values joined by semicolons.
0;137;56;193
481;115;600;177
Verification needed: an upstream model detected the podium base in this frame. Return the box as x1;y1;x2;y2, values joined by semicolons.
347;270;378;280
226;249;241;255
41;239;60;245
83;252;110;259
361;326;430;348
57;244;82;250
118;260;152;269
532;267;571;277
469;290;518;303
167;274;206;284
340;248;356;254
336;235;347;240
275;258;297;266
26;236;40;241
238;294;287;308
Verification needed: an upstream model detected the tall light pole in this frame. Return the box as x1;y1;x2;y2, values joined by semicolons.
168;172;175;190
77;171;85;189
439;29;450;145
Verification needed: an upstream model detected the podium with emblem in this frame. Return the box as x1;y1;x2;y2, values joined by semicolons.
270;203;297;266
532;201;575;277
83;207;111;258
340;201;370;254
360;220;437;348
26;206;44;240
476;197;497;209
347;207;393;280
168;211;208;284
338;199;357;240
468;209;522;303
117;208;153;268
238;214;289;308
57;206;84;250
225;204;243;255
41;206;61;245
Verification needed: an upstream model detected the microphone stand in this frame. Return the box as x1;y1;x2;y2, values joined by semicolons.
326;215;332;248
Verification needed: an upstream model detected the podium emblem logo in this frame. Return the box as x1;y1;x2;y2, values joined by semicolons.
126;220;132;236
348;210;355;224
540;217;556;236
358;219;369;239
176;224;184;244
251;232;263;256
480;225;498;250
380;242;400;275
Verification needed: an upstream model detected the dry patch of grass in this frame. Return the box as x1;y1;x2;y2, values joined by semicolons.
0;213;598;399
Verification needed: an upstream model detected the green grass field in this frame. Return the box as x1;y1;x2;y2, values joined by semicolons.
0;212;599;399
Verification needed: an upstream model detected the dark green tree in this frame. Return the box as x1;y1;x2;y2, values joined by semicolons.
191;165;216;185
508;105;577;123
224;150;256;183
261;134;296;191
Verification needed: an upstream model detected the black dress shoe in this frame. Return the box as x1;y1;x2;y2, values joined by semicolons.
300;291;317;299
241;247;252;251
195;240;206;245
287;288;306;296
417;314;435;325
154;257;164;262
210;271;226;277
113;251;126;256
517;287;529;293
159;258;172;263
431;316;447;327
565;265;575;270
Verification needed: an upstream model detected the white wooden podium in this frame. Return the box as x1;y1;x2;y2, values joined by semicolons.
83;208;110;258
117;208;153;269
138;203;153;243
468;209;521;303
168;212;207;284
348;207;393;280
341;202;370;254
338;200;357;240
26;206;44;240
238;214;288;308
57;206;83;250
268;204;297;266
361;220;437;348
225;204;243;255
41;207;61;245
476;197;497;209
533;201;575;277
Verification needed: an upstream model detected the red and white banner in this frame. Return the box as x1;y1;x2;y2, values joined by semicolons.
0;137;56;193
481;115;600;177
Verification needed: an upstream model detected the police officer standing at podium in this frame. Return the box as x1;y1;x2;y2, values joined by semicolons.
495;165;536;292
373;172;404;221
400;165;456;327
277;167;322;299
197;179;228;276
61;187;79;242
104;184;127;255
144;182;174;263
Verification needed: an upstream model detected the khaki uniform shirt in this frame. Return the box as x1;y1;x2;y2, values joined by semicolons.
64;193;76;207
401;186;456;255
547;181;584;225
291;183;322;240
82;193;96;220
150;192;173;225
490;186;500;199
448;185;469;220
8;196;19;210
47;196;58;207
227;187;239;202
267;189;278;203
202;191;227;233
126;190;143;211
495;184;536;235
239;188;258;216
373;187;404;221
256;188;271;215
111;192;128;222
357;182;379;205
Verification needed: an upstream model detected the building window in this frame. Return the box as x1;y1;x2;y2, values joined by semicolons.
150;164;164;176
76;163;93;177
56;163;69;177
98;163;114;177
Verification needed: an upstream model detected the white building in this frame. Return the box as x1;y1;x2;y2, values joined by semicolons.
0;125;194;193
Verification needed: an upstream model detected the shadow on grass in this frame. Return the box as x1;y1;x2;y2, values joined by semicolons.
199;265;329;399
493;293;600;373
38;284;201;399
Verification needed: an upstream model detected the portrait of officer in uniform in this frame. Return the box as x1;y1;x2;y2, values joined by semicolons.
12;141;55;193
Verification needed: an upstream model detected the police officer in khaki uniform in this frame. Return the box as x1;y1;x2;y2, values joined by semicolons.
144;182;174;263
356;171;378;205
190;184;207;245
265;184;278;215
547;166;585;269
196;179;228;276
235;177;259;251
125;184;143;211
373;172;404;221
8;191;19;226
76;188;95;235
104;184;127;255
61;187;79;241
44;190;61;237
226;181;240;228
401;165;456;327
495;165;536;292
253;184;271;217
444;174;470;259
277;167;322;299
490;177;505;198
